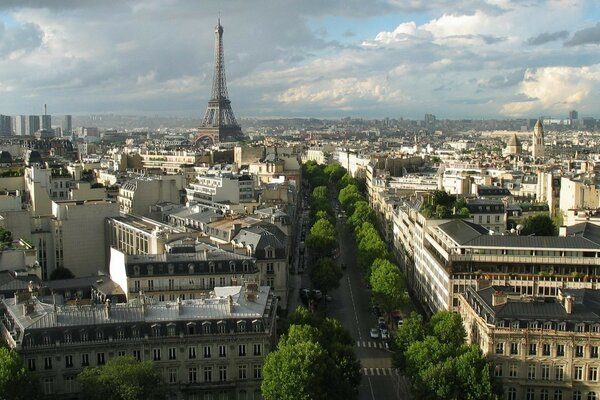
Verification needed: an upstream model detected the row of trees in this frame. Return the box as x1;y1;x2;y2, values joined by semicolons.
392;311;502;400
262;307;361;400
338;181;407;314
0;348;166;400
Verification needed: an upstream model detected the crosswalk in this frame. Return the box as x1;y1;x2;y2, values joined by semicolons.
362;367;400;376
356;340;389;349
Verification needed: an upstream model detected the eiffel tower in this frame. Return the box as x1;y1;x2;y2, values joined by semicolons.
196;19;244;145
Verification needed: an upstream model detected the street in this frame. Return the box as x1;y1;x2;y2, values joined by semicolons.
289;211;411;400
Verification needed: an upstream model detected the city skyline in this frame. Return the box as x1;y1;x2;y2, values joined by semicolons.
0;1;600;119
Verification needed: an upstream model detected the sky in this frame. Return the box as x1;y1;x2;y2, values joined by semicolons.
0;0;600;119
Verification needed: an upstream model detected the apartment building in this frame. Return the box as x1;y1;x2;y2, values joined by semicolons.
186;174;255;205
392;200;600;315
109;241;259;302
466;199;506;233
460;285;600;400
0;283;277;399
118;175;184;217
139;150;206;174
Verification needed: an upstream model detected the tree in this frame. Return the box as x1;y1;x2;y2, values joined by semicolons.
392;312;426;370
338;184;363;213
310;258;342;293
50;267;75;280
369;259;407;313
0;227;12;244
0;348;41;400
78;356;167;400
432;190;456;209
338;173;355;191
435;204;451;219
306;218;337;259
521;214;557;236
324;163;347;183
347;201;375;230
429;311;466;348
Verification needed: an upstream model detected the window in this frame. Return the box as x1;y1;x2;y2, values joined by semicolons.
219;345;226;357
509;364;518;377
238;321;247;333
65;355;73;368
117;329;125;340
527;364;536;380
543;343;551;356
556;365;564;381
64;332;72;343
134;280;140;291
203;322;211;334
168;347;177;360
189;347;197;359
253;364;262;379
43;335;51;345
81;353;89;366
27;358;36;371
589;367;598;382
148;280;154;291
511;321;520;329
529;343;537;356
118;351;126;357
204;346;212;358
557;344;565;357
152;325;161;337
573;390;582;400
266;263;274;274
543;322;552;330
253;344;261;356
168;368;178;384
592;346;599;358
510;342;519;355
43;378;54;395
219;366;227;382
495;342;504;355
217;322;226;334
81;331;88;342
204;367;212;382
577;324;586;332
96;330;104;340
494;364;503;377
542;364;550;380
188;368;197;383
253;321;262;333
153;348;161;361
589;393;597;400
575;366;584;380
540;389;549;400
97;352;105;365
239;364;248;380
64;376;75;393
44;356;52;369
133;350;141;361
132;327;139;338
239;344;246;356
576;345;584;357
558;322;566;331
526;389;535;400
554;390;563;400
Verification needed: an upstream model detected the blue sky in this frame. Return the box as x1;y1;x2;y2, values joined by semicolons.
0;0;600;119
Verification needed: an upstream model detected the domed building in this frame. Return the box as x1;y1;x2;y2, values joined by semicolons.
504;133;522;156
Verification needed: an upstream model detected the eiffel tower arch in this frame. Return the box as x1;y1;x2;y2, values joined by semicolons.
196;20;244;145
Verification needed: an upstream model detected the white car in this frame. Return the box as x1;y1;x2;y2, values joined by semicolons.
370;328;380;339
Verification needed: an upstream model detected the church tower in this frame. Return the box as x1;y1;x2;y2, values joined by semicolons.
531;119;544;159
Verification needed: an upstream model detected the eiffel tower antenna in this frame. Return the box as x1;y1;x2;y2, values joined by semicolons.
196;18;243;145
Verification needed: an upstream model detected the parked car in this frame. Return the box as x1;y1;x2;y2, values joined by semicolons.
370;327;380;339
312;289;323;300
380;329;390;340
378;317;386;326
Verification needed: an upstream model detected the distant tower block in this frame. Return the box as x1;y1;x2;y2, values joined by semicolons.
196;20;244;145
531;118;545;159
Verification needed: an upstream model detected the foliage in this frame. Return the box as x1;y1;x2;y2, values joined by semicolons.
323;163;347;184
392;311;502;400
263;311;361;400
50;267;75;280
303;161;328;189
420;191;472;219
338;173;355;191
0;227;13;244
356;222;390;272
78;356;167;400
0;169;23;178
369;258;407;313
338;184;363;214
347;201;375;230
0;348;41;400
306;218;337;259
520;213;557;236
310;257;342;293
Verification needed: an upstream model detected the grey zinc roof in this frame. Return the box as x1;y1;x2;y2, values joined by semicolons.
233;223;287;250
438;220;491;245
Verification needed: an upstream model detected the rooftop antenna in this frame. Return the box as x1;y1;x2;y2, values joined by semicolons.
44;104;47;116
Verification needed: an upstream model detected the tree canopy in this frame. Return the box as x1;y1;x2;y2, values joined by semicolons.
369;258;407;313
306;218;337;259
338;184;363;214
310;257;342;293
0;348;41;400
520;213;557;236
347;201;376;230
77;356;167;400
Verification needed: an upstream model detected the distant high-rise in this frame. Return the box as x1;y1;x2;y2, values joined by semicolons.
41;104;52;131
424;113;436;129
63;115;73;135
569;110;578;121
27;115;40;135
14;115;26;136
196;19;244;144
0;115;12;136
531;118;545;159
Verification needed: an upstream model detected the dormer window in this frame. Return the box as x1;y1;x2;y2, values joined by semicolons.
238;320;247;333
511;321;519;329
188;263;195;274
528;321;538;329
266;247;275;258
168;264;175;274
64;332;72;343
217;321;226;334
243;262;249;273
558;322;567;331
209;262;215;273
133;265;140;276
543;322;553;330
252;320;262;333
576;323;586;332
147;265;153;275
203;321;211;334
230;261;236;272
96;331;104;340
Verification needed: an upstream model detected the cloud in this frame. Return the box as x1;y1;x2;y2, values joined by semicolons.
565;23;600;46
526;30;569;45
479;69;525;89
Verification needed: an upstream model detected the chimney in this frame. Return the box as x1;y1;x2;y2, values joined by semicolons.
104;298;111;319
491;291;507;306
227;295;234;313
565;295;573;314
